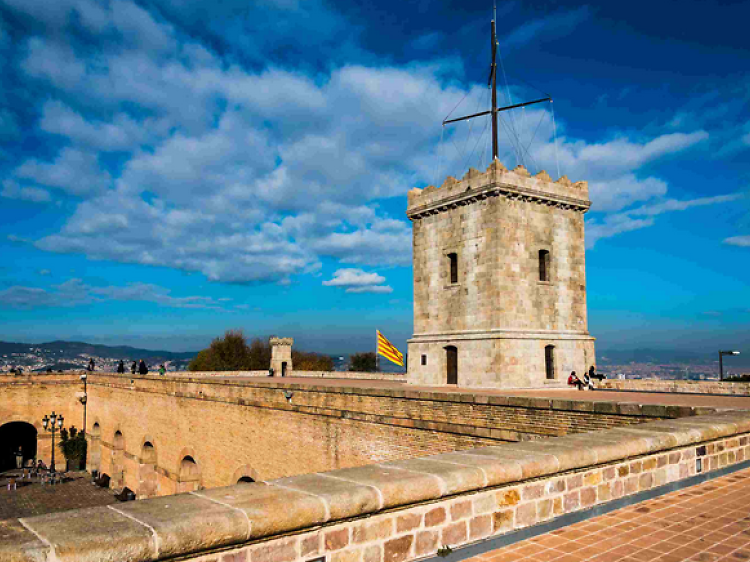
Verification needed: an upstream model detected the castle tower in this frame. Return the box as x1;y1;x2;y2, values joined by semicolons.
406;160;595;388
269;337;293;377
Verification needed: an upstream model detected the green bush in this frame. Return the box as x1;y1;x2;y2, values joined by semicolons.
59;426;87;461
349;352;377;372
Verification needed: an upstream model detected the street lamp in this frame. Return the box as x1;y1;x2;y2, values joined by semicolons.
79;373;88;437
719;350;741;381
42;411;64;475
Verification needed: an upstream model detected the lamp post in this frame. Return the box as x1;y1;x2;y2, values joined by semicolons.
719;350;741;381
80;373;88;436
42;411;64;474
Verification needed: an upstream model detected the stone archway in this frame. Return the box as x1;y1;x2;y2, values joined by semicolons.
88;422;102;474
0;422;37;471
111;430;125;490
177;455;201;493
231;464;260;485
137;441;159;499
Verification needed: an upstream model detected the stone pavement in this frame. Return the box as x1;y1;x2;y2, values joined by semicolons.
465;466;750;562
217;375;750;410
0;471;117;520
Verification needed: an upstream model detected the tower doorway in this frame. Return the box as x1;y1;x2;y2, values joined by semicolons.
281;362;287;377
0;422;37;471
445;346;458;385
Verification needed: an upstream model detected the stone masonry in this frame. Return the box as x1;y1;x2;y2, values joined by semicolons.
270;337;293;376
406;159;596;389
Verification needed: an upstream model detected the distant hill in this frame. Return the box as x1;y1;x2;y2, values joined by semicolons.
0;340;197;371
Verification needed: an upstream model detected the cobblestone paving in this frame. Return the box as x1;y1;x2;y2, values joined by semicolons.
0;471;118;520
467;466;750;562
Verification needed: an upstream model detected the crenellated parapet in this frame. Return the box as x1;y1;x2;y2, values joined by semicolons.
407;159;590;220
269;337;294;347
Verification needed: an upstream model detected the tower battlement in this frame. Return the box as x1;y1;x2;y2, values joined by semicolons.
407;160;590;220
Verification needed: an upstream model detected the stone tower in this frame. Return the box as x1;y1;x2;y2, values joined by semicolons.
406;160;595;389
269;337;293;377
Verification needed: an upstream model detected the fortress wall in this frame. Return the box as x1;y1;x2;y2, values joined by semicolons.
1;373;692;498
83;373;682;495
600;378;750;396
8;410;750;562
0;374;82;470
166;370;406;381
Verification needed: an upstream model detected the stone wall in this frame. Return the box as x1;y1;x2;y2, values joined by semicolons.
406;160;595;389
600;378;750;396
7;410;750;562
0;373;684;498
168;371;405;381
0;373;83;471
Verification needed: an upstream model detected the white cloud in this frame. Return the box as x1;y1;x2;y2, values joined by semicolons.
323;269;386;287
500;7;590;50
0;278;229;310
724;236;750;247
14;148;112;197
1;180;52;203
323;268;392;294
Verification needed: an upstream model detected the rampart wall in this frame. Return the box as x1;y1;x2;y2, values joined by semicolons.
1;373;697;499
7;410;750;562
601;378;750;396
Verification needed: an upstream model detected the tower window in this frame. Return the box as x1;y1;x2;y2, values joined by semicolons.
421;355;427;366
545;345;555;380
539;250;550;282
448;253;458;284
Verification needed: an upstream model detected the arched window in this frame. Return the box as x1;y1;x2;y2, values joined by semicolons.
539;250;550;282
178;455;201;493
113;431;124;450
545;345;555;380
237;476;255;484
448;253;458;284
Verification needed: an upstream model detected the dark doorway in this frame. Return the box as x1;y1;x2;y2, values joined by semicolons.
281;362;287;377
445;346;458;385
0;422;37;471
545;345;555;380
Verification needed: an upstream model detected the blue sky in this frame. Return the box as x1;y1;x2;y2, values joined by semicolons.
0;0;748;355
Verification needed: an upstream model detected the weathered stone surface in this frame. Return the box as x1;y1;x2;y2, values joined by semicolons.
201;483;328;538
381;458;485;495
383;536;413;562
19;506;155;562
327;465;442;509
272;474;380;520
0;519;49;562
113;493;249;556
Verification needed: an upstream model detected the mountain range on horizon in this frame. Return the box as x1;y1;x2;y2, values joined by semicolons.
1;339;747;369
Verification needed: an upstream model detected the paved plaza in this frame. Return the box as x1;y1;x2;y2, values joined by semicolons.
0;471;117;520
465;466;750;562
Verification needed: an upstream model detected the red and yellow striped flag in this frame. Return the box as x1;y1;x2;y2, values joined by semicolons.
377;330;404;367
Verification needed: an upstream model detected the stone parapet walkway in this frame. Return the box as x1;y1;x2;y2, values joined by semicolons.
465;465;750;562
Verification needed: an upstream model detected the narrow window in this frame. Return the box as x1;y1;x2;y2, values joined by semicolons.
448;253;458;284
545;345;555;380
539;250;550;282
421;354;427;366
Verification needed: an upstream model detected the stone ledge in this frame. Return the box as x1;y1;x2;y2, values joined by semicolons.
6;410;750;562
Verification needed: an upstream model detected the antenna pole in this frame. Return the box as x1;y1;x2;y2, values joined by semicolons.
490;19;498;160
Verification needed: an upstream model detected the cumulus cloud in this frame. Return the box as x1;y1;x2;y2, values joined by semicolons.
323;268;392;294
2;0;732;282
0;278;229;310
1;180;51;203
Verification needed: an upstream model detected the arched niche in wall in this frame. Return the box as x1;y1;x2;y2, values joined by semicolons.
88;422;102;473
177;455;201;493
137;440;159;499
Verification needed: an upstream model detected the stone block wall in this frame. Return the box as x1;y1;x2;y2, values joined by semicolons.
7;410;750;562
600;378;750;396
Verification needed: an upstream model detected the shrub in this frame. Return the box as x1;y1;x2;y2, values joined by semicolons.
349;352;377;372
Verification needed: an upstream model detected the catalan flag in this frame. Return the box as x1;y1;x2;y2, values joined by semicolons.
377;330;404;367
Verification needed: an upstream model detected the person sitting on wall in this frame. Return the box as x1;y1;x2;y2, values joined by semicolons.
138;359;148;374
567;371;584;391
588;365;606;381
117;360;125;374
582;371;595;390
130;361;137;375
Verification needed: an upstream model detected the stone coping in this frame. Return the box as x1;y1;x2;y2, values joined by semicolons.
84;372;706;420
5;410;750;562
601;378;750;397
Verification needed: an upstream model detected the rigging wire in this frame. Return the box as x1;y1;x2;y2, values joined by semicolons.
497;48;522;167
434;125;445;188
462;111;490;173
